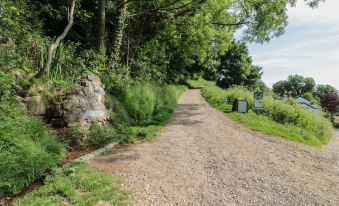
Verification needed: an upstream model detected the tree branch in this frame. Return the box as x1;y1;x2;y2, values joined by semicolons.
34;0;76;79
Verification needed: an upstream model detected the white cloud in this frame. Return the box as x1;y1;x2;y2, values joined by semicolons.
288;0;339;26
248;0;339;90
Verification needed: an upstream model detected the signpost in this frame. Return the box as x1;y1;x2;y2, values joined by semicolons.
254;91;263;114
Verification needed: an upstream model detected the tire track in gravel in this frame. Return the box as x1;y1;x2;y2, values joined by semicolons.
91;89;339;206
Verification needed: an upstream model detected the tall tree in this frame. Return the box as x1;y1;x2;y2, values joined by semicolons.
107;0;127;71
320;91;339;114
216;41;262;89
272;74;316;97
315;84;337;98
96;0;106;52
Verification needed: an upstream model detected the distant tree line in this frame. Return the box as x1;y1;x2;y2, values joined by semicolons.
272;74;338;114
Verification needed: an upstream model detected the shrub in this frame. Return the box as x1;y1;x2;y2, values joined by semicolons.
0;102;65;196
88;125;116;147
201;85;253;108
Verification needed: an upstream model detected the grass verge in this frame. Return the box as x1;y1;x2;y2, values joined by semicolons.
189;79;332;147
227;112;325;146
14;162;129;206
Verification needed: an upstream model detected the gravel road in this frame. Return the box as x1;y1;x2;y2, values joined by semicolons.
91;89;339;206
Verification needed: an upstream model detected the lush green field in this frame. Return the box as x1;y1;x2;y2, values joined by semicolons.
190;79;332;147
15;162;129;206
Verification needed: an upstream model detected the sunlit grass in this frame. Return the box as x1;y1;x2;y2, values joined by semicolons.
15;162;129;206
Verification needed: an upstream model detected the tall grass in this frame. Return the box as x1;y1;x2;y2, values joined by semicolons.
104;83;186;143
0;102;64;196
197;79;332;147
121;83;185;125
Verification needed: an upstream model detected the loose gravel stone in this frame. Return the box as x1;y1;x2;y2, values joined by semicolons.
91;89;339;206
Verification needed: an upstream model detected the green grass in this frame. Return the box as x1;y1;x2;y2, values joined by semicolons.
105;83;186;144
227;112;325;147
14;162;129;206
0;101;65;196
187;78;215;89
191;79;332;147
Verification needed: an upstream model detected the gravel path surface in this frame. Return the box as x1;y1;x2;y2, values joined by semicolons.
91;89;339;206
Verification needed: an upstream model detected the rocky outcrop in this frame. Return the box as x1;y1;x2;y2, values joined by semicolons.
46;75;109;129
20;75;109;130
25;96;47;116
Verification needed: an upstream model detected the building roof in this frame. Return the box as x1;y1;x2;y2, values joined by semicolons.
295;96;321;110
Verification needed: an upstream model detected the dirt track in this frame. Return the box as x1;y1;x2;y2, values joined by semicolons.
91;89;339;206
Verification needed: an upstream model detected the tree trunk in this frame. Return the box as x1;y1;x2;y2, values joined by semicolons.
35;0;76;79
96;0;106;52
107;0;127;72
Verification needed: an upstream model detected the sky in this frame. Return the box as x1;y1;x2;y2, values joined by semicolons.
247;0;339;90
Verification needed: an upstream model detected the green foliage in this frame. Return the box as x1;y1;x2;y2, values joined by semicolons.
334;116;339;128
315;84;337;98
88;125;116;147
105;94;131;131
121;83;185;125
102;66;131;96
15;162;129;206
0;102;64;196
103;83;186;143
216;41;262;90
272;74;316;97
301;92;319;104
0;72;16;101
202;85;254;108
228;112;326;147
197;79;332;146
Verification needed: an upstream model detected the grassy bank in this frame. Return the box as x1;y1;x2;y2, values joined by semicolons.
14;162;128;206
0;73;65;196
190;79;332;147
106;83;187;144
1;70;185;199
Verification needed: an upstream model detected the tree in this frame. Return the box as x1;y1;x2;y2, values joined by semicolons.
272;74;316;97
34;0;76;78
320;91;339;114
96;0;106;52
315;84;337;98
216;41;262;89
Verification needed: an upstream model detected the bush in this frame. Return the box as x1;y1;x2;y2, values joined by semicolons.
0;102;65;196
201;85;253;108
